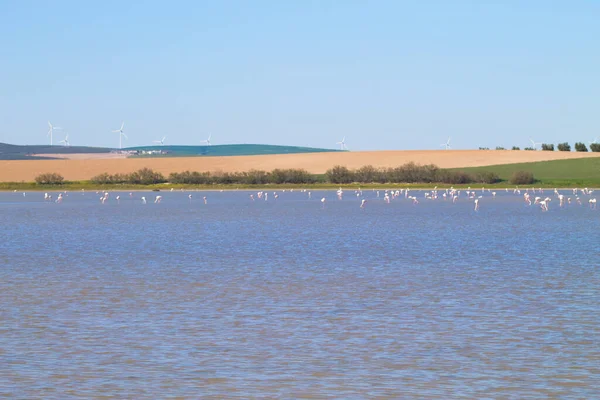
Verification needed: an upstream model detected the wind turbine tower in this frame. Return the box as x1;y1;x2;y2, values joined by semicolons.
112;122;127;149
201;134;212;146
440;137;451;150
47;121;62;146
59;134;70;147
153;136;166;146
336;137;348;150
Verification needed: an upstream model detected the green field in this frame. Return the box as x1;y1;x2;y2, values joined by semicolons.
456;158;600;186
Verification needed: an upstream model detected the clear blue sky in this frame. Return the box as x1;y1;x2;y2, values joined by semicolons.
1;1;598;150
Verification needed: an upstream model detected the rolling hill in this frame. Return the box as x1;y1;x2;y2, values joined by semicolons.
0;143;113;160
125;144;341;157
0;143;340;160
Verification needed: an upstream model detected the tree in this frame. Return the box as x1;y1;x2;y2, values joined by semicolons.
574;142;588;152
510;171;535;185
511;146;520;150
35;172;65;185
590;143;600;152
325;165;353;184
557;142;571;151
541;143;554;151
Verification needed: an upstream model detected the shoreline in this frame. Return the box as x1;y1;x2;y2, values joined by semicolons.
2;183;598;192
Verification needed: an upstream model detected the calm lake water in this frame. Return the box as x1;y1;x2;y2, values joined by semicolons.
1;188;599;398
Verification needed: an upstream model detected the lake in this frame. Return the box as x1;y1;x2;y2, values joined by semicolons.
1;188;599;398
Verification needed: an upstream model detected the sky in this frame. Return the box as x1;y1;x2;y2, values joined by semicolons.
0;1;598;150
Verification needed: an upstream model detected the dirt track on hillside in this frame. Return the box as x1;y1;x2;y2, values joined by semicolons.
2;150;600;182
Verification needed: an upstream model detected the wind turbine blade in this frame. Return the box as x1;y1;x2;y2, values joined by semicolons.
120;122;124;130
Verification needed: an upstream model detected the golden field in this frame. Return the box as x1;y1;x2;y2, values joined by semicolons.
1;150;600;182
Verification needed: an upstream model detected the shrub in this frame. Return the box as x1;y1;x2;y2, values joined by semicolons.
90;173;112;184
473;171;501;184
326;165;353;184
435;170;473;184
35;172;64;185
244;170;270;185
169;171;212;184
511;146;520;150
590;143;600;152
128;168;166;185
574;142;588;152
353;165;382;183
524;147;535;151
557;142;571;152
270;169;314;184
510;170;535;185
478;147;490;150
495;146;505;150
541;143;554;151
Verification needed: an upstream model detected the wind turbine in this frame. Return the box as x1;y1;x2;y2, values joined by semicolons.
588;137;598;146
440;137;451;150
336;136;348;150
58;134;70;147
201;134;212;146
111;122;127;149
47;121;62;146
529;137;542;150
153;136;166;146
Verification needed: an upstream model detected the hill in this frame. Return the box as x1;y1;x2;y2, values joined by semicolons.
0;143;113;160
125;144;340;157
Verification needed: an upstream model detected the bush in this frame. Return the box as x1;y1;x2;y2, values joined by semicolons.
353;165;382;183
325;165;353;184
511;146;520;150
127;168;166;185
590;143;600;152
270;169;314;184
35;172;64;185
509;170;535;185
478;147;490;150
473;171;501;184
574;142;588;152
435;170;473;184
541;143;554;151
90;173;112;184
495;146;505;150
557;142;571;152
524;147;535;151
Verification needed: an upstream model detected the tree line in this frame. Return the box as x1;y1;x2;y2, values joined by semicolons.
34;163;536;186
482;143;600;152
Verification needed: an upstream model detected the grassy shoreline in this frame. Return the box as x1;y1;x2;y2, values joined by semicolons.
1;181;599;192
